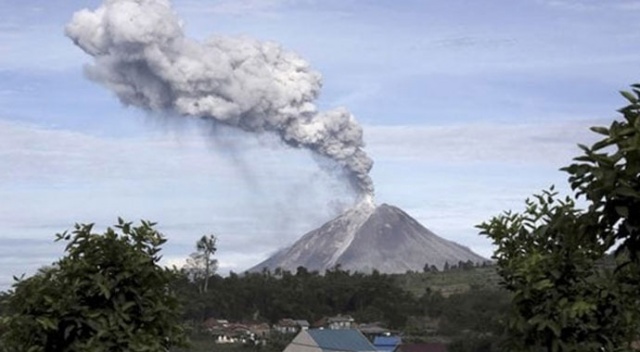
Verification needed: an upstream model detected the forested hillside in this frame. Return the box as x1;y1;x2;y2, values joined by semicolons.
173;265;509;351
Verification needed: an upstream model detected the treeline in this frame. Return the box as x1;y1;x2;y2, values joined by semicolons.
173;265;510;349
175;266;418;328
0;262;509;351
423;260;491;273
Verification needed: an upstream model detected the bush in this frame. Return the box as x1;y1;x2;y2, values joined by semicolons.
0;219;186;351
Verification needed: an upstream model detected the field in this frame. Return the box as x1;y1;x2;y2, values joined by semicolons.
393;266;501;297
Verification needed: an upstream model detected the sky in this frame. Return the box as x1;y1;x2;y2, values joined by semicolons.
2;0;640;290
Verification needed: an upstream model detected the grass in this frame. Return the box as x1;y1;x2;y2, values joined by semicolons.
393;266;501;297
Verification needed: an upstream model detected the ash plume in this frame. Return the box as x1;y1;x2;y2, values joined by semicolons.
65;0;374;198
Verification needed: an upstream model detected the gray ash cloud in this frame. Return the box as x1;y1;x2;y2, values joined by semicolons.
65;0;374;198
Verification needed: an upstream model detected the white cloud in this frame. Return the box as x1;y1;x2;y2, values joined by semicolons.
0;118;357;289
539;0;640;11
365;119;604;165
359;119;611;260
0;115;618;291
0;24;85;71
177;0;310;16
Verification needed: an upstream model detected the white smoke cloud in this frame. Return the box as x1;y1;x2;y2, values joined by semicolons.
65;0;373;197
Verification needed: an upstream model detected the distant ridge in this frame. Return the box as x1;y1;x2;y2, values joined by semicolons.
251;201;487;274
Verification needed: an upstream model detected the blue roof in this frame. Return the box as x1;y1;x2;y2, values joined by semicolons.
373;336;401;347
307;329;376;352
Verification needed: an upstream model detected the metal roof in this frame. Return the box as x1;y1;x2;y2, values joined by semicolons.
307;329;377;352
373;336;402;349
294;320;311;327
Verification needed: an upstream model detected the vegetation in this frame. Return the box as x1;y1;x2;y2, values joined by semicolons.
0;225;508;352
184;234;219;293
175;265;417;329
170;264;508;351
395;264;500;297
0;219;186;352
478;86;640;351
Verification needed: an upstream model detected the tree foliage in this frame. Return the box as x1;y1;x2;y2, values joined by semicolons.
563;87;640;265
0;219;186;352
171;264;509;350
478;191;633;351
478;86;640;352
174;265;422;329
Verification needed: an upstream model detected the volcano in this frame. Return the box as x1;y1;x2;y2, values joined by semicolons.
251;201;487;274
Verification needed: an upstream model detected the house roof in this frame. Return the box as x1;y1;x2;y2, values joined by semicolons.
203;318;229;329
328;315;354;323
277;319;310;329
373;336;401;348
357;323;389;335
395;343;447;352
278;318;298;327
307;329;377;352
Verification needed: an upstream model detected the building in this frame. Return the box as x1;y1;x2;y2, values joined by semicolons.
357;322;389;336
283;329;377;352
314;315;356;330
294;320;310;330
395;343;448;352
210;323;251;344
247;322;271;339
274;319;311;334
328;315;355;329
373;336;401;352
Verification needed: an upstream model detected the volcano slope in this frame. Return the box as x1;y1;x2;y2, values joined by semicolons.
252;202;487;274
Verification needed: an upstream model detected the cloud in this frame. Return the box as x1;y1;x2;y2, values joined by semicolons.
361;119;609;260
0;118;356;290
365;119;604;166
65;0;374;197
0;116;613;290
0;2;85;72
538;0;640;11
432;36;517;50
178;0;297;15
615;2;640;10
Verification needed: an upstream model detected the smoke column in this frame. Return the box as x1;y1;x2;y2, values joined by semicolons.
65;0;374;200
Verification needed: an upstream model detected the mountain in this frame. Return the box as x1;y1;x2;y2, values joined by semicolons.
251;201;487;274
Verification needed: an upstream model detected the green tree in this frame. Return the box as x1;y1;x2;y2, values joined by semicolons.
478;86;640;351
478;191;632;351
563;87;640;265
185;234;218;293
0;219;185;352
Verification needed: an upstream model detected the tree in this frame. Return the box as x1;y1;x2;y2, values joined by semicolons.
478;190;634;351
478;86;640;351
563;87;640;264
184;234;218;293
0;219;185;352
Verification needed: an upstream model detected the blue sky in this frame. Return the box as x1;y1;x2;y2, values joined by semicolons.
1;0;640;290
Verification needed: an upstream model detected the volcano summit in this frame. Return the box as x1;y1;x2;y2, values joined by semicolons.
252;201;487;274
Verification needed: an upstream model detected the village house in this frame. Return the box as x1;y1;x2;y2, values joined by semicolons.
274;318;310;334
395;342;448;352
203;318;229;331
357;322;390;337
211;323;251;344
247;322;271;339
373;335;402;352
314;314;356;330
283;328;377;352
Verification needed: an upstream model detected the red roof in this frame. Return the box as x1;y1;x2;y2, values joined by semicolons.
396;343;447;352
